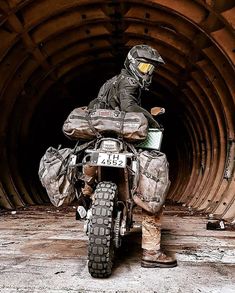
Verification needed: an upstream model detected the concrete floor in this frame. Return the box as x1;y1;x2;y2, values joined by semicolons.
0;205;235;293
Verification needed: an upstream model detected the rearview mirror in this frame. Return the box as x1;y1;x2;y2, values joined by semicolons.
150;107;165;116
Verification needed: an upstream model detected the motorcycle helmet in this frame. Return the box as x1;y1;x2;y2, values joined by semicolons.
124;44;165;88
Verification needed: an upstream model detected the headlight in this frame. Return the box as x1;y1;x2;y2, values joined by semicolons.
100;139;120;152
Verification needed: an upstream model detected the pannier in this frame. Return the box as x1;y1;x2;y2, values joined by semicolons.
62;107;148;142
133;150;170;214
38;146;77;207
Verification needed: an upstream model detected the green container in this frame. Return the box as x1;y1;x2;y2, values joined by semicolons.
137;128;163;150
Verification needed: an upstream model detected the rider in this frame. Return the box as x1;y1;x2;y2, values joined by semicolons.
80;44;177;268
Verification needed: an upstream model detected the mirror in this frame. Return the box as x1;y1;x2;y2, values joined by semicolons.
150;107;165;116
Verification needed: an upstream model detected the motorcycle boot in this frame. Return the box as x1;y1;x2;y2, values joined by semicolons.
141;249;177;268
141;209;177;268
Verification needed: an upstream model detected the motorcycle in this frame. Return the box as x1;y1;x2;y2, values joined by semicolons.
78;107;165;278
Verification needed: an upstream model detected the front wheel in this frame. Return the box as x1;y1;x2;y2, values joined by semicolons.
88;181;117;278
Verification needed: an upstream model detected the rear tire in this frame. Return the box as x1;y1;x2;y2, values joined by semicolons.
88;181;117;278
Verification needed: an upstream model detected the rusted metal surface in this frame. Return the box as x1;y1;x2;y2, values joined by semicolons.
0;205;235;292
0;0;234;223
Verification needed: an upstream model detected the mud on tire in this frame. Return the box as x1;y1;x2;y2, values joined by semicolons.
88;181;117;278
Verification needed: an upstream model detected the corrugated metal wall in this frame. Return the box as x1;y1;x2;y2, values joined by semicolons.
0;0;234;222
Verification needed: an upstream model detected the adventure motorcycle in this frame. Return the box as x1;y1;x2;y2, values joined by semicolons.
38;101;167;278
79;108;165;278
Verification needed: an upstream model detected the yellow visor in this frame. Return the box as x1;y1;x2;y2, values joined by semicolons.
137;62;155;74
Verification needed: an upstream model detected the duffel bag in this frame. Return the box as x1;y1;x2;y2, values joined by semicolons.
62;107;148;142
133;150;170;214
38;146;77;207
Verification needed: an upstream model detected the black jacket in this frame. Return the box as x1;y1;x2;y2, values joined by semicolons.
88;69;159;128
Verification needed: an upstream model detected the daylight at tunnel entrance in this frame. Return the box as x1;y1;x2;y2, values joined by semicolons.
0;0;234;223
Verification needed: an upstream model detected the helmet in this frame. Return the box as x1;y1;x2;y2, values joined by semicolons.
124;44;165;88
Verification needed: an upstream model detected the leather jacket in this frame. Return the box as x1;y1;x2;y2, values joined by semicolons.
88;69;159;128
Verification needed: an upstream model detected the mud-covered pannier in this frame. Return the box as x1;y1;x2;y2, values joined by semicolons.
62;107;148;142
38;146;77;207
133;150;170;214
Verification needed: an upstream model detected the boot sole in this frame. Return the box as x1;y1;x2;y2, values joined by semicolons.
141;260;177;268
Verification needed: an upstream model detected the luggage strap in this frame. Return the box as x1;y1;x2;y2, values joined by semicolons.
73;139;96;154
85;111;102;138
56;140;96;180
53;149;73;180
142;156;160;183
116;110;125;139
124;142;140;193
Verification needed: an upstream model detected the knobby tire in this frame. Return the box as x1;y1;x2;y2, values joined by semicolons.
88;181;117;278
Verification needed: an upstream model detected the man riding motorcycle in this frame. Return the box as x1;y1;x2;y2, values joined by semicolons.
79;44;177;268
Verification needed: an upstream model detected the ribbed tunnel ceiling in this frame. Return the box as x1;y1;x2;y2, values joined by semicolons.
0;0;234;222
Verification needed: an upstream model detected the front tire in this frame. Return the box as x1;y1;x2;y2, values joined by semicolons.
88;181;117;278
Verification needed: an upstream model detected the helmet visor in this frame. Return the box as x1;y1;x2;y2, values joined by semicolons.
137;62;155;74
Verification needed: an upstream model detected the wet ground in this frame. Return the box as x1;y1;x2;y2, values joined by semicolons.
0;205;235;293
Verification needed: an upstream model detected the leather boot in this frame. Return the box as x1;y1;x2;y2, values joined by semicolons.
141;249;177;268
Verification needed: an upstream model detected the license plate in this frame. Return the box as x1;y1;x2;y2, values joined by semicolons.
96;153;126;168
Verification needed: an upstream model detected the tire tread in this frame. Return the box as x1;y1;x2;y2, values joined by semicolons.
88;181;117;278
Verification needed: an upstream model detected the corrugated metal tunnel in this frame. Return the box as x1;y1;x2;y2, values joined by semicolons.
0;0;234;222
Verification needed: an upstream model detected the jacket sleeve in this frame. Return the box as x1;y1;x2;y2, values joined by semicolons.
118;78;160;128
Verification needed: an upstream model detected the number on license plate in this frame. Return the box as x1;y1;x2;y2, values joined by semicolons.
97;153;126;168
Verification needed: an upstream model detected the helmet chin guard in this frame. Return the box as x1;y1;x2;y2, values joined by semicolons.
124;44;165;89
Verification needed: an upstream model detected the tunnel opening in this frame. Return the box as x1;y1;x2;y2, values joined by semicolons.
20;56;202;218
0;0;234;223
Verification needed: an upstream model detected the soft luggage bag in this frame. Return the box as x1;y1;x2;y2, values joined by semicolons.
133;150;170;214
62;107;148;142
38;146;77;207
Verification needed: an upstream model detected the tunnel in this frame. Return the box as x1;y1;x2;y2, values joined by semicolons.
0;0;234;223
